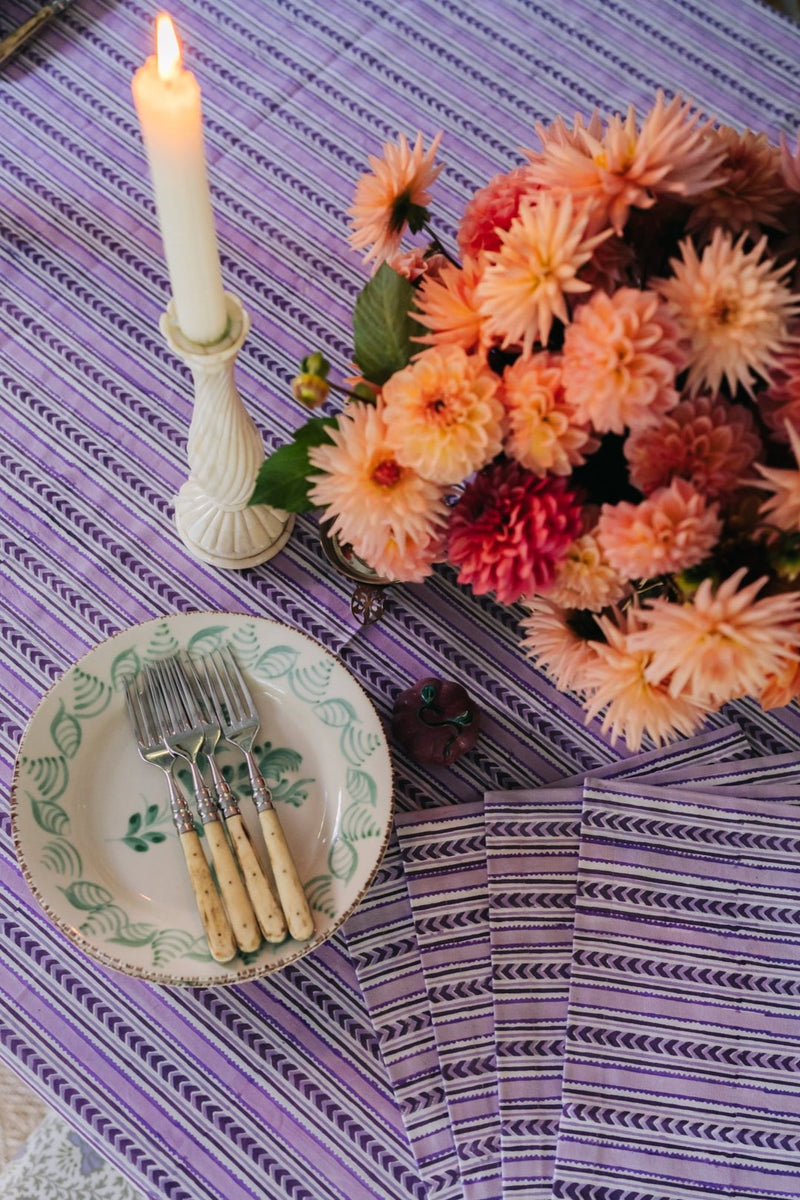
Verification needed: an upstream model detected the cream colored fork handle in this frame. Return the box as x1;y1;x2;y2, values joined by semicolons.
178;830;237;963
203;821;262;953
258;808;315;941
225;814;287;942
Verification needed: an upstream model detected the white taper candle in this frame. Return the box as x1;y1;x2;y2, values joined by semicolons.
132;13;228;346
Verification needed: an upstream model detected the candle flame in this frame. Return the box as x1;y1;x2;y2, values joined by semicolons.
156;13;182;81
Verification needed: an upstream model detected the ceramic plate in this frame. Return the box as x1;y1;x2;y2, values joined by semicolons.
11;613;394;986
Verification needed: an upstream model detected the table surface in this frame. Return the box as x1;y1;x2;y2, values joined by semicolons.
2;1;800;1198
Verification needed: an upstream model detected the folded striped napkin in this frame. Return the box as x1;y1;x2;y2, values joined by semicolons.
386;724;750;1199
552;776;800;1199
483;724;756;1196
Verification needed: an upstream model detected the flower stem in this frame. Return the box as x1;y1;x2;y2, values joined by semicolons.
422;220;460;267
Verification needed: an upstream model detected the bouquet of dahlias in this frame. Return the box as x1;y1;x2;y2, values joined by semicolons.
250;91;800;750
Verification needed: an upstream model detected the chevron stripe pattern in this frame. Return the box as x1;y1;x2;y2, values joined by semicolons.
483;730;800;1197
396;801;501;1200
552;777;800;1198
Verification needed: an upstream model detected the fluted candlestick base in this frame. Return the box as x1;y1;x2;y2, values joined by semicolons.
161;293;294;569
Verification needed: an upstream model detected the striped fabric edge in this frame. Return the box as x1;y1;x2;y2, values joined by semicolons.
343;833;465;1200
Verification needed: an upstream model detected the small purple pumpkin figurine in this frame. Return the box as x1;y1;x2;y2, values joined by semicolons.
392;677;481;765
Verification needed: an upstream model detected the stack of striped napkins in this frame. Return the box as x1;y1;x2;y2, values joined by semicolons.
344;725;800;1200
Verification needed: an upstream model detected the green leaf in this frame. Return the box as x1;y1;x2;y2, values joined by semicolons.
249;418;336;513
127;812;142;835
50;703;81;759
353;264;425;386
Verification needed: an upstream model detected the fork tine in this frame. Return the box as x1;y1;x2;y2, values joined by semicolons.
220;647;253;719
154;659;189;730
165;657;203;725
144;664;173;736
124;678;146;747
179;656;213;723
204;651;238;725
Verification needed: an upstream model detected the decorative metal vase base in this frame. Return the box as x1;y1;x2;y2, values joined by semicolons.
161;293;294;569
319;525;393;625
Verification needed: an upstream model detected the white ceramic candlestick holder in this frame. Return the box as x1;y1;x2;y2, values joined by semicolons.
161;293;294;569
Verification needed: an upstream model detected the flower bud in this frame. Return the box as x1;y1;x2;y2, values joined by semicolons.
291;372;330;408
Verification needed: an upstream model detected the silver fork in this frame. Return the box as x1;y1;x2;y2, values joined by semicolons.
123;677;236;964
204;647;315;943
168;656;287;943
145;662;262;955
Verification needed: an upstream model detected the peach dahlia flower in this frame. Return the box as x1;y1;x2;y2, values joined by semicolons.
659;228;800;397
414;255;486;354
582;606;705;751
348;131;443;266
519;596;600;694
475;192;612;355
562;287;685;433
631;568;800;708
382;345;504;485
502;351;596;476
528;91;725;234
547;530;628;612
308;401;448;581
752;420;800;533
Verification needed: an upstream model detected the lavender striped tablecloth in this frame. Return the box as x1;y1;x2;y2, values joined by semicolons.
3;1;800;1198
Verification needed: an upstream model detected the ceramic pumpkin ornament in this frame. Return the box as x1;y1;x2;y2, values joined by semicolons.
391;676;480;765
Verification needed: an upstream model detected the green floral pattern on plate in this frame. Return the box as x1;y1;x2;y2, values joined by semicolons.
12;614;393;986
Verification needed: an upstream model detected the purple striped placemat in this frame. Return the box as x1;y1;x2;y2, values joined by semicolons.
387;725;748;1200
483;724;756;1197
552;777;800;1199
343;833;463;1200
395;801;500;1200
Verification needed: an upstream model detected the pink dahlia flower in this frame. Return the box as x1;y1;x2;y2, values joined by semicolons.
761;342;800;442
386;247;448;283
562;287;685;433
624;393;762;498
458;165;539;258
582;606;705;750
447;461;582;605
630;568;800;708
502;351;597;476
687;125;788;238
596;477;721;580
